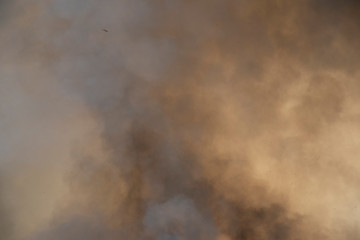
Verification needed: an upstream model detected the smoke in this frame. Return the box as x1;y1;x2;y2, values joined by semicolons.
1;0;360;239
143;195;217;240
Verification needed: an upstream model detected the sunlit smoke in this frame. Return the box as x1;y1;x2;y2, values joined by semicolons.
1;1;360;240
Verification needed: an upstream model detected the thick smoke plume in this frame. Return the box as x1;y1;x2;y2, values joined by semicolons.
1;0;360;239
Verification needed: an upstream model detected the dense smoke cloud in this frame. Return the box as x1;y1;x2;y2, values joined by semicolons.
1;0;360;239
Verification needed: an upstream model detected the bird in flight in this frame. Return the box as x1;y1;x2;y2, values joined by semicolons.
103;29;108;32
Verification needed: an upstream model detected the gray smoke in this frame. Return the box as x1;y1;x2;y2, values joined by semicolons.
0;0;360;240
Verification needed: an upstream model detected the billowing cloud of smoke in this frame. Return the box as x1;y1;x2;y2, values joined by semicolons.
1;0;360;239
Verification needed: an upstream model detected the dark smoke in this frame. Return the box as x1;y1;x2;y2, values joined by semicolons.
0;0;360;240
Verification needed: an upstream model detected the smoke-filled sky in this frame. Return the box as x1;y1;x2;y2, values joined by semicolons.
1;0;360;239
